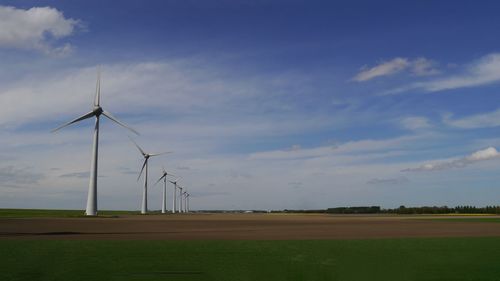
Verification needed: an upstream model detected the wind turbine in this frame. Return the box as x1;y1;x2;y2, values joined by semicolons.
178;185;184;213
168;177;181;213
185;193;190;213
154;167;175;214
131;139;171;214
52;68;138;216
180;190;187;213
182;191;188;213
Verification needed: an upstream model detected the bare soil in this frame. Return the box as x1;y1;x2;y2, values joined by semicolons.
1;213;500;240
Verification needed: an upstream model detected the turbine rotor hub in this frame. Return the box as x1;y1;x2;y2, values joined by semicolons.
93;106;103;116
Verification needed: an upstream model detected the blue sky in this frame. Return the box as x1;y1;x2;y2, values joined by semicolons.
1;0;500;210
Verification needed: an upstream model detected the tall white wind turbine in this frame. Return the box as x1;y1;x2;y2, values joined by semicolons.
154;167;175;214
178;185;184;213
185;193;190;213
52;68;139;216
168;177;181;213
131;139;170;214
180;190;186;213
182;191;188;213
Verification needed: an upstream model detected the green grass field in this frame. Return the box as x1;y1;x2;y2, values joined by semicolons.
1;237;500;281
0;208;140;218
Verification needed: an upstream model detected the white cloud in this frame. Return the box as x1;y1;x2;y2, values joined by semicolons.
421;54;500;92
353;58;409;82
403;147;500;172
0;61;348;144
385;53;500;94
466;147;500;161
59;172;91;179
0;62;233;127
400;116;432;130
353;57;439;82
248;134;426;161
367;176;409;185
411;57;440;76
444;109;500;129
0;165;44;188
0;5;79;55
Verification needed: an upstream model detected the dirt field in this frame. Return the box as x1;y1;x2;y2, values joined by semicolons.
1;213;500;240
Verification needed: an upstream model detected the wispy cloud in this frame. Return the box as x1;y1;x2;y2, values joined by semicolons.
0;165;44;187
176;166;191;170
385;53;500;94
353;58;409;81
248;134;428;161
444;109;500;129
288;181;303;189
411;58;440;76
353;57;438;82
400;116;432;131
59;171;90;178
0;5;80;56
191;191;231;198
117;166;137;175
228;170;253;179
402;147;500;172
367;176;409;185
0;61;338;135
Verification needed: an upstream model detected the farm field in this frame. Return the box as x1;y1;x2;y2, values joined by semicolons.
1;212;500;281
1;212;500;240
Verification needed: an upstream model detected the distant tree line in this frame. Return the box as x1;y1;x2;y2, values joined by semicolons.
389;205;500;214
327;206;381;214
275;205;500;214
277;206;380;214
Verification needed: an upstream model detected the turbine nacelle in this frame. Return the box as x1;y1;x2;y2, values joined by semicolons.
168;177;181;185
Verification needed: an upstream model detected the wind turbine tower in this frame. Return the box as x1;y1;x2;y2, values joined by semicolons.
52;68;138;216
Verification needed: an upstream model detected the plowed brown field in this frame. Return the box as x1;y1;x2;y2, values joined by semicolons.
1;213;500;240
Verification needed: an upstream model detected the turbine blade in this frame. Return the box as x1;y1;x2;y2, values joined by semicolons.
102;110;139;135
137;159;147;181
154;174;167;186
51;111;96;133
149;151;172;157
129;137;146;156
168;177;181;184
94;66;101;106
